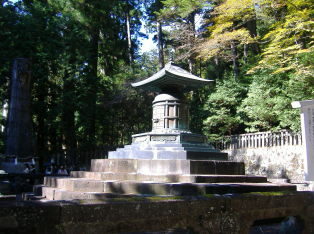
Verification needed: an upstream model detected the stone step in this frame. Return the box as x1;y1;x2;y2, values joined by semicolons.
41;181;296;200
70;171;138;181
103;181;296;196
110;149;186;159
41;187;174;200
21;192;45;201
90;159;244;175
122;142;216;148
43;176;294;194
122;145;218;152
45;177;107;192
69;171;268;183
122;145;185;151
109;149;227;160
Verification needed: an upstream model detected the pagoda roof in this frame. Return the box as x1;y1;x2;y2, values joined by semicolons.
131;62;213;93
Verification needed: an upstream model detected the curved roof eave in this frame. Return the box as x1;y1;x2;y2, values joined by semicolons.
131;67;167;88
131;62;213;92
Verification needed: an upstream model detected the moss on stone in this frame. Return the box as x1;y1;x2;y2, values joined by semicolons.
75;196;184;204
244;191;294;196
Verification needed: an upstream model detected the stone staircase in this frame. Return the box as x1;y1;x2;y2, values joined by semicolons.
37;159;296;200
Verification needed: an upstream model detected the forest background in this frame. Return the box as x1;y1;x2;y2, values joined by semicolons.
0;0;313;167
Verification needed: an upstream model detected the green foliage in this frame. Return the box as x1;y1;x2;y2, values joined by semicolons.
239;71;286;132
239;63;314;133
197;0;257;61
159;0;208;19
195;0;313;137
0;0;313;166
251;0;314;76
237;0;314;133
157;0;208;71
0;0;149;166
202;75;247;141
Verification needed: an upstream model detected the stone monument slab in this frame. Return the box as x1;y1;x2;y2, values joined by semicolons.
292;99;314;181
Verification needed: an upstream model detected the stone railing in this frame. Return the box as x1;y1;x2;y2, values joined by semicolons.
215;130;302;150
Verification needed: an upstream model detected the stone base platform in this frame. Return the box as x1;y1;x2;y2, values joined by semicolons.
1;192;314;234
37;159;297;200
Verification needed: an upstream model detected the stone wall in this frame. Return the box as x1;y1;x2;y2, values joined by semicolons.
224;145;305;181
214;131;305;181
0;192;314;234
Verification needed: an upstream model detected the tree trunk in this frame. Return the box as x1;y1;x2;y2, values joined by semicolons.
245;19;260;54
214;56;222;79
88;29;99;144
157;20;165;69
187;11;196;73
126;11;133;65
243;44;248;63
82;27;99;165
5;58;35;158
62;67;77;165
214;56;219;66
35;71;48;171
199;59;202;77
230;41;239;78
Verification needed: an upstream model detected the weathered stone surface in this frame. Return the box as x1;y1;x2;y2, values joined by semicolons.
0;192;313;234
42;187;57;200
70;171;138;181
90;159;244;175
71;171;266;183
189;160;245;175
225;145;305;180
0;201;60;234
40;157;300;201
41;157;297;199
41;180;295;198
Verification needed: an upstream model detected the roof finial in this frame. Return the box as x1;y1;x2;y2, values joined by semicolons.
165;61;174;68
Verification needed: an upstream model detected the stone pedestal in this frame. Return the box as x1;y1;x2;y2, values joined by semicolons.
292;99;314;181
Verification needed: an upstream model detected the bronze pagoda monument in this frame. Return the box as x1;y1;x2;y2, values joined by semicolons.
108;62;228;160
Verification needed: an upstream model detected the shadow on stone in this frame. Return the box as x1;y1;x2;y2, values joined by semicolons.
249;216;304;234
